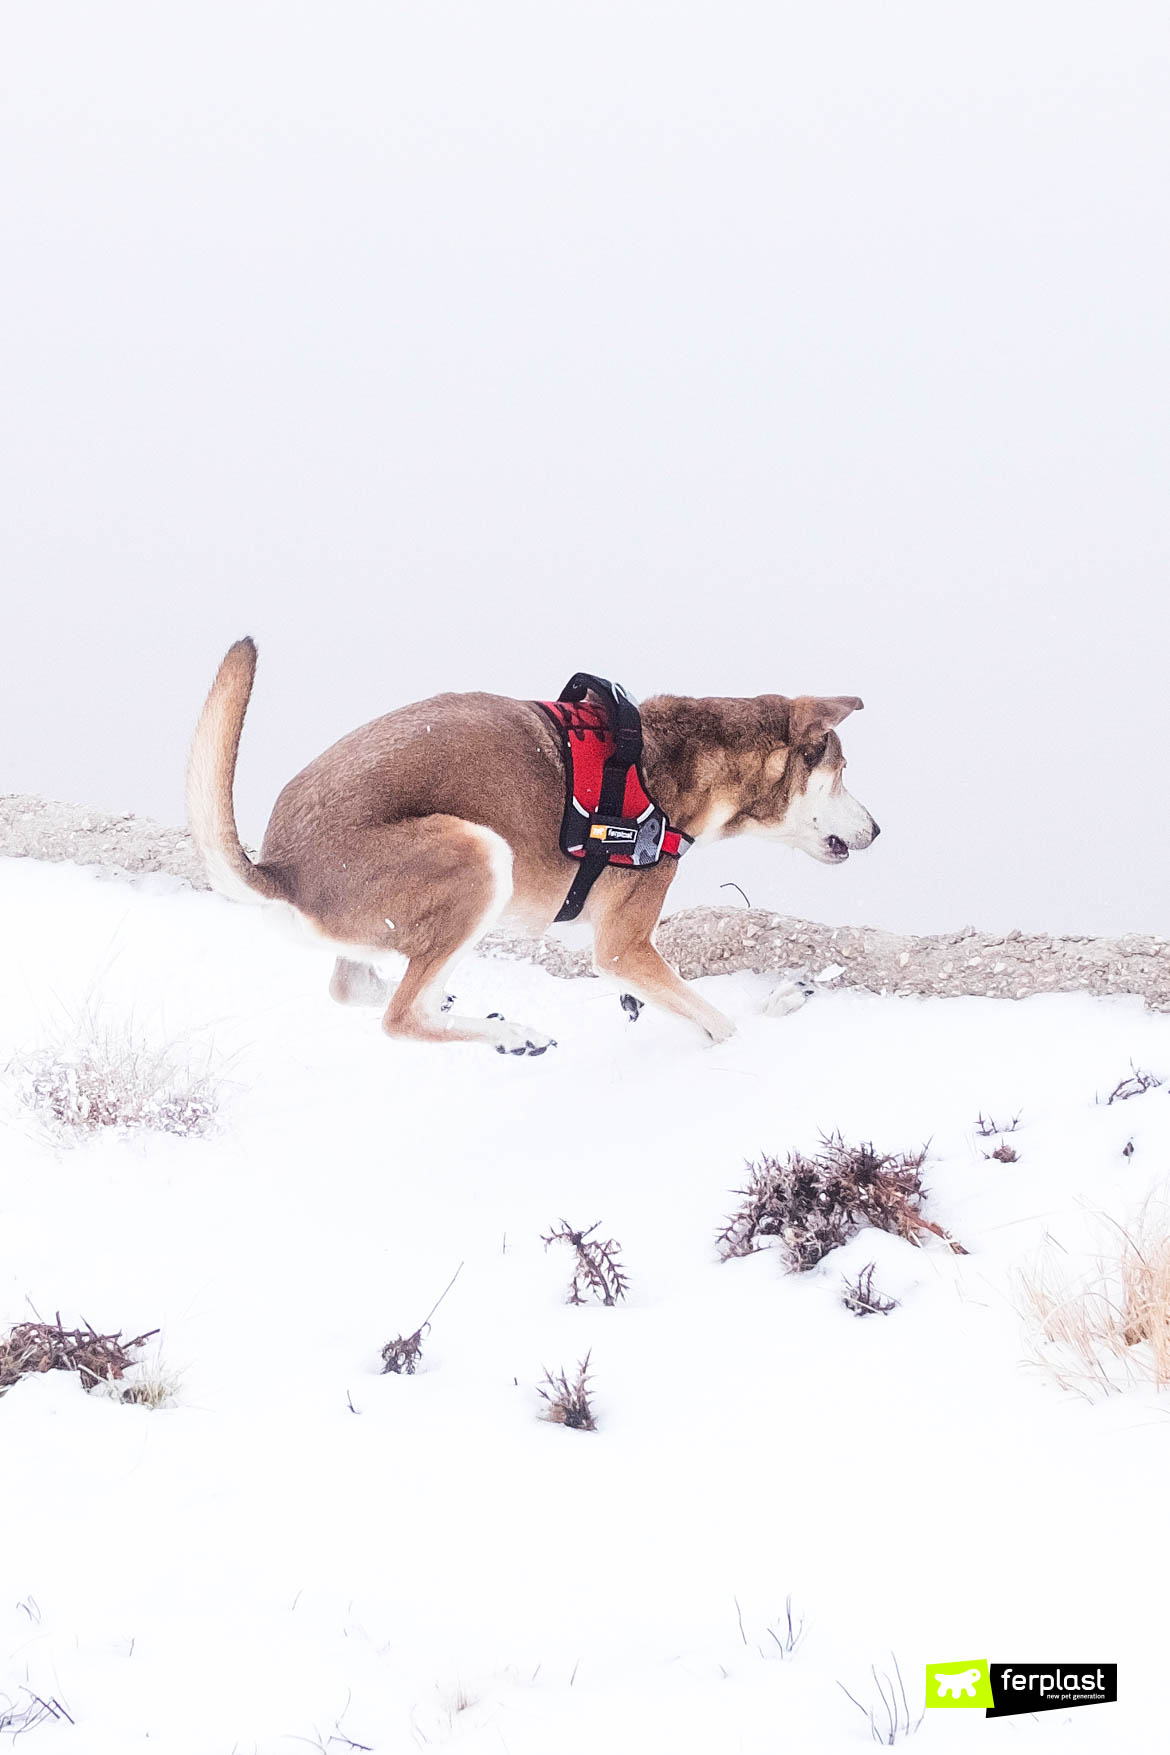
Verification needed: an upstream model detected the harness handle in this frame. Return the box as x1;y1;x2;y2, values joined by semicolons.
557;673;642;772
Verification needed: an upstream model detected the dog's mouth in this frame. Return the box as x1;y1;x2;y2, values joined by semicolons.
823;835;850;862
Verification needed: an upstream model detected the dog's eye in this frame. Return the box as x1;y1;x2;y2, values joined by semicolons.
803;738;828;767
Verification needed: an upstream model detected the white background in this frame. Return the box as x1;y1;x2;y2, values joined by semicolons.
3;1;1169;935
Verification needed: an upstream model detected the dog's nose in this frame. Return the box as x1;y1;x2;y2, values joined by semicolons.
869;819;881;841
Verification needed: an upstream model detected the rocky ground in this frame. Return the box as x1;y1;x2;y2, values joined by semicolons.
5;792;1169;1009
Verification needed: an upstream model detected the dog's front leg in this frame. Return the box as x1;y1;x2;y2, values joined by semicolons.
589;870;735;1044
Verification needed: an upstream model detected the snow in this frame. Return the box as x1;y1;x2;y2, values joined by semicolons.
2;857;1168;1752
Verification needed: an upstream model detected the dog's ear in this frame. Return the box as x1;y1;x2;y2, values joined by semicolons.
787;695;863;747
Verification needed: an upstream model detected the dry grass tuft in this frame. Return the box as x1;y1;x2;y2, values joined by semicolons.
108;1354;183;1408
716;1133;965;1271
985;1140;1019;1163
541;1219;629;1305
8;1007;222;1141
1118;1226;1170;1381
537;1353;596;1430
1020;1205;1170;1397
0;1316;159;1397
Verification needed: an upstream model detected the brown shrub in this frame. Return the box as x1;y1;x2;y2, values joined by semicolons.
717;1133;965;1271
0;1317;159;1396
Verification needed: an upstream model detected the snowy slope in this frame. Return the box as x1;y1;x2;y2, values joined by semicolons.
2;858;1168;1753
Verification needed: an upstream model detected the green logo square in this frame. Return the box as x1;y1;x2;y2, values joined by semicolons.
926;1659;994;1709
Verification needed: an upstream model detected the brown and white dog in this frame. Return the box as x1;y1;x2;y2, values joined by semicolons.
187;640;879;1052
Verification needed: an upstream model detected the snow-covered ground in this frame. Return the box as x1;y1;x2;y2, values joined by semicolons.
2;857;1168;1753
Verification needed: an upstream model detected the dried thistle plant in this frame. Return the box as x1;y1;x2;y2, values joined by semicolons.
841;1262;899;1317
537;1353;596;1430
380;1331;424;1375
541;1220;629;1305
380;1263;463;1376
984;1141;1019;1163
716;1133;964;1272
974;1110;1021;1138
0;1316;160;1396
1100;1064;1163;1106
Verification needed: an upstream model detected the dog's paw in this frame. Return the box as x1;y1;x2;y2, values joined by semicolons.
487;1014;558;1057
620;992;644;1023
761;972;816;1018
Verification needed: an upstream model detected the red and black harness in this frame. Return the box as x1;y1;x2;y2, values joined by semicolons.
537;672;693;922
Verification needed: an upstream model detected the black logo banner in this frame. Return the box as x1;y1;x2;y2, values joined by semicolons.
986;1663;1117;1717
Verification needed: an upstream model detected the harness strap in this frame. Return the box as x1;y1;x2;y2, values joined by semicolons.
537;673;693;923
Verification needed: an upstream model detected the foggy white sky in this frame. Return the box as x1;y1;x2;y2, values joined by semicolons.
3;1;1169;937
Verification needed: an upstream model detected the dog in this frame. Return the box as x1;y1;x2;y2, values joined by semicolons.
187;640;878;1052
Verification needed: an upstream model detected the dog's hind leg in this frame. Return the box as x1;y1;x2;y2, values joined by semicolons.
384;950;556;1055
329;957;392;1007
374;821;555;1054
761;972;816;1017
292;816;554;1053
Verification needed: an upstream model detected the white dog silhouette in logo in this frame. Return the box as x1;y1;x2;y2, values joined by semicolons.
935;1668;982;1699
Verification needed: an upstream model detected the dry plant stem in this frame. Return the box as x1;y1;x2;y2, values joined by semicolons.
0;1690;74;1733
839;1655;922;1745
381;1262;464;1375
1102;1064;1163;1105
768;1597;806;1657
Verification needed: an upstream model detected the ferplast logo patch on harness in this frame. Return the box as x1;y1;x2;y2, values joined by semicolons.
589;823;637;843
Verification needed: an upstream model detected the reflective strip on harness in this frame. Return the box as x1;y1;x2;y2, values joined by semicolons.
537;675;692;922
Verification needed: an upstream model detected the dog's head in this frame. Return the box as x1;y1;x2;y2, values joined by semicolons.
747;695;879;864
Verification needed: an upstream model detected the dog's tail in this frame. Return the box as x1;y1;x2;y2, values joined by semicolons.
186;638;283;905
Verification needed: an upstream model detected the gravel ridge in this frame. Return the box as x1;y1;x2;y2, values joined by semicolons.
5;793;1168;1009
